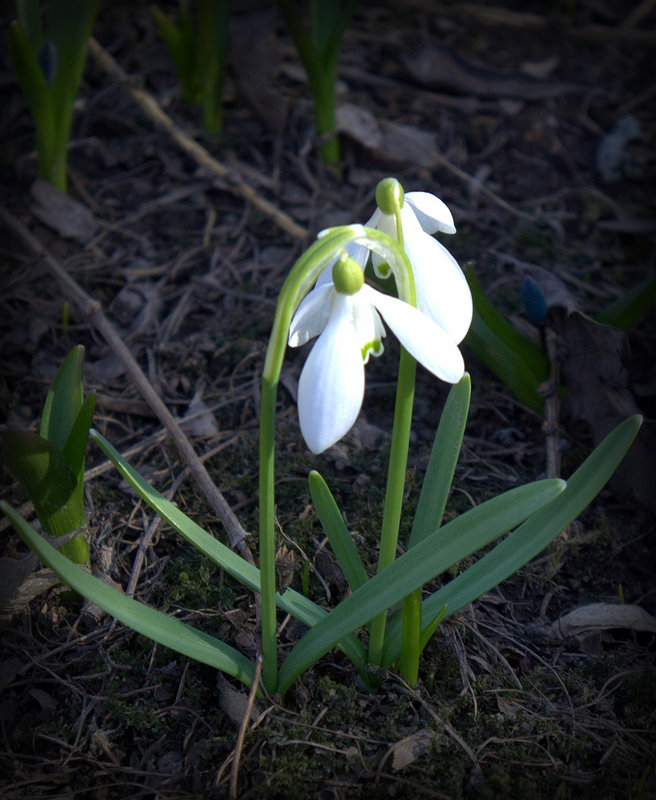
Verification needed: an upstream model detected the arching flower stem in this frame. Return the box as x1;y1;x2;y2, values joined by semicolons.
259;225;414;694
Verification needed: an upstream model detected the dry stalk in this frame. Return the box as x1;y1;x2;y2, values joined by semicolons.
87;38;308;242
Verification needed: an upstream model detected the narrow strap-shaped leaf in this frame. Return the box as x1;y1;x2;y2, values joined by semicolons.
419;604;448;651
40;345;85;451
409;373;470;549
62;392;95;486
464;267;549;413
309;470;369;592
2;501;256;689
89;430;366;668
277;478;565;695
382;414;642;665
596;272;656;330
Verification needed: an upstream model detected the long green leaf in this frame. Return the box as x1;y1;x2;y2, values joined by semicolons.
464;267;549;413
41;345;85;451
1;501;255;689
89;430;367;669
277;478;565;695
382;414;642;665
309;470;369;592
596;273;656;330
62;392;96;487
409;373;470;549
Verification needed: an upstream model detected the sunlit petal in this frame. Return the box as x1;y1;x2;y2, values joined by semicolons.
362;285;465;384
297;296;365;453
404;231;473;344
406;191;456;234
289;284;334;347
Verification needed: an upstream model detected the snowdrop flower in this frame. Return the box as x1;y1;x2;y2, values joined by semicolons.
289;253;465;454
358;179;473;346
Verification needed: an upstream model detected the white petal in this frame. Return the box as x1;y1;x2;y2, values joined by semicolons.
289;284;334;347
297;296;365;453
406;191;456;234
404;231;473;344
363;286;465;384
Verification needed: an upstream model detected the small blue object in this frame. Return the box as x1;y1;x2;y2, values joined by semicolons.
521;275;548;325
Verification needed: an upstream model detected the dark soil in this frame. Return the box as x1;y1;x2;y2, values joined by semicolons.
1;2;655;799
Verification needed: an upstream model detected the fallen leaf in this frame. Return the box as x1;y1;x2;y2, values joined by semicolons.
336;103;382;149
557;310;655;510
544;603;656;643
182;381;219;437
30;179;99;243
405;46;581;99
389;729;434;771
216;673;259;727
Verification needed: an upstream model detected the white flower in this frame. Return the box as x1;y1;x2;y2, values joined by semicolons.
288;257;465;454
361;190;473;345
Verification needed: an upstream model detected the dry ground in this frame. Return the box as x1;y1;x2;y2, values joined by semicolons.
1;2;655;798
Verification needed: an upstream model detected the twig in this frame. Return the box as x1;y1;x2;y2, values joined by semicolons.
87;38;308;242
0;207;254;564
539;326;561;479
229;655;263;800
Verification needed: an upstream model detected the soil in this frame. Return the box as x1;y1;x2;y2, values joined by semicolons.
1;2;655;799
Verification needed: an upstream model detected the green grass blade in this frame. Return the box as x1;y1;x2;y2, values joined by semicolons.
308;470;369;592
277;478;565;695
40;345;85;451
16;0;43;51
62;392;95;486
1;501;255;689
596;273;656;330
464;267;549;413
383;414;643;665
89;430;366;668
419;604;448;651
409;373;470;549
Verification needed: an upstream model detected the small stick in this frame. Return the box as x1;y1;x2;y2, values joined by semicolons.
229;655;263;800
539;326;561;479
87;38;308;242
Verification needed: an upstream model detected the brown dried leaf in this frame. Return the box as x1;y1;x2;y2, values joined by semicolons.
30;179;99;243
558;310;655;510
389;729;434;771
549;603;656;641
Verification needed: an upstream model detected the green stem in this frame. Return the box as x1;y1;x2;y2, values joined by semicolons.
367;347;416;666
367;204;419;668
312;69;340;169
258;225;411;693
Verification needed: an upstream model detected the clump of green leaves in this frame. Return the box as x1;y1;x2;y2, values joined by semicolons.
152;0;229;133
1;345;94;565
9;0;97;191
280;0;358;170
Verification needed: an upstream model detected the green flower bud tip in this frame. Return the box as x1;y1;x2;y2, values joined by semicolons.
332;254;365;295
375;178;404;215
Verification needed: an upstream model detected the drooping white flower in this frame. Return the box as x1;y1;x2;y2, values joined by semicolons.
288;255;465;454
360;185;473;346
